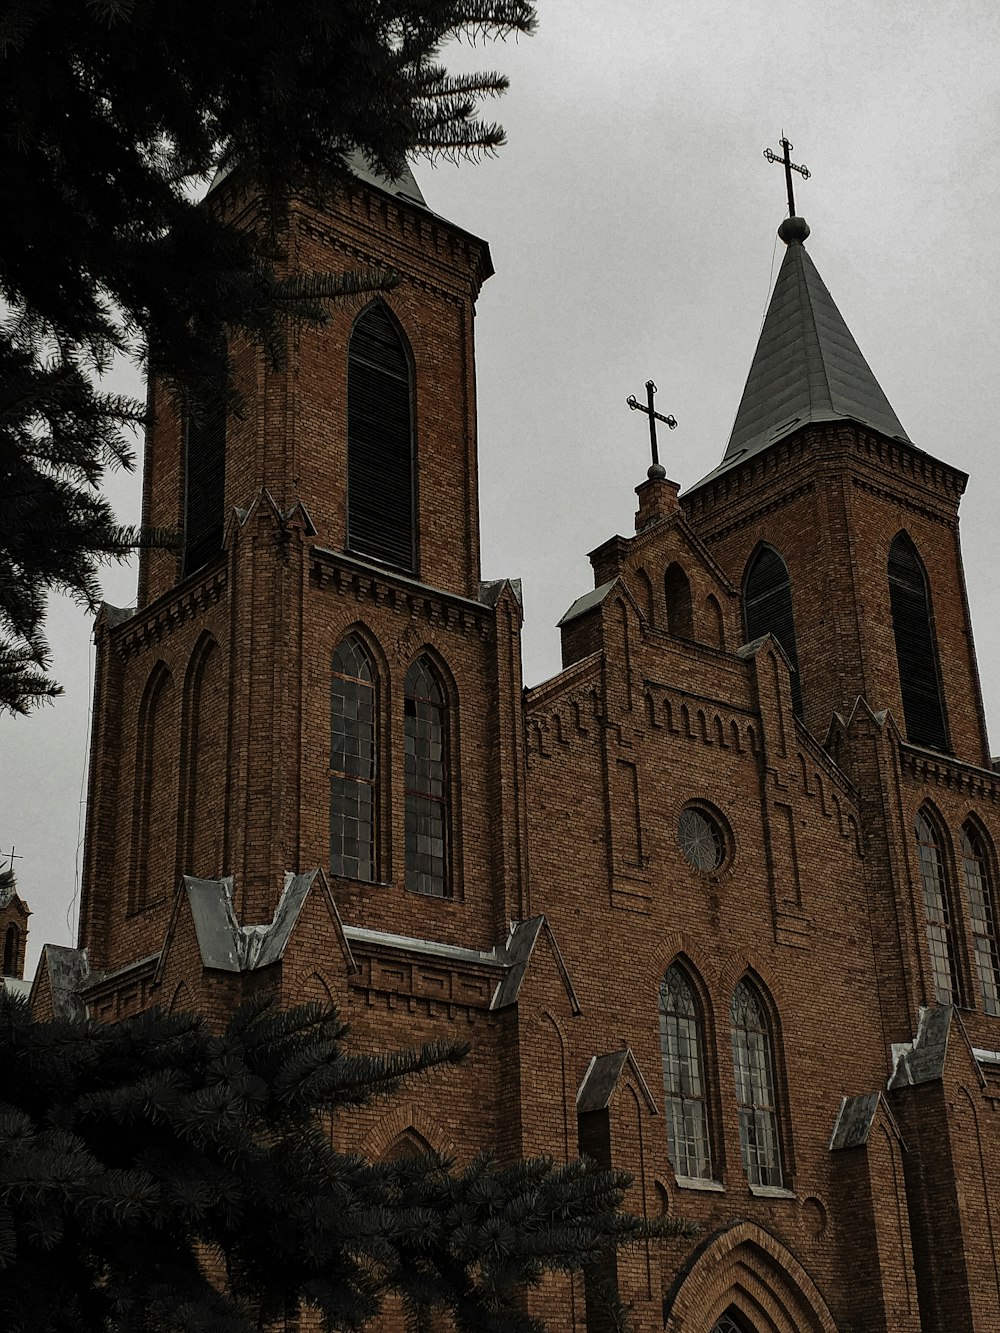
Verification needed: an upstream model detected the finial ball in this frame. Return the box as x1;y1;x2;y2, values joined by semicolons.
778;215;810;245
647;462;667;481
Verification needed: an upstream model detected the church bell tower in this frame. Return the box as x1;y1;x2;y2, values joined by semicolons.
77;162;528;986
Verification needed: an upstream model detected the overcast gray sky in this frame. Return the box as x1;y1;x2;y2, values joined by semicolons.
4;0;1000;972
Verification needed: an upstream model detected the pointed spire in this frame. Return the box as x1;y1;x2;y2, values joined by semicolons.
721;220;910;469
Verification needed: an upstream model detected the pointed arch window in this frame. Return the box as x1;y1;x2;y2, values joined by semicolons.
659;965;713;1180
743;546;801;716
916;810;958;1004
961;823;1000;1015
183;350;227;577
888;534;947;751
664;563;694;638
330;636;377;882
730;980;783;1187
404;657;449;897
347;303;414;571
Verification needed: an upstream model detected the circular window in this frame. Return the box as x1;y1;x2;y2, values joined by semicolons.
678;806;726;872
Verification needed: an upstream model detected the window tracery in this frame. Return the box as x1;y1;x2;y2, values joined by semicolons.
916;809;958;1005
659;965;713;1180
330;635;377;882
404;657;449;897
730;979;783;1187
961;822;1000;1015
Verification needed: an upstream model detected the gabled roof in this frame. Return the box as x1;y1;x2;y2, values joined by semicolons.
701;218;910;486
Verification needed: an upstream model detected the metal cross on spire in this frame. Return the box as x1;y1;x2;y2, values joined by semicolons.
2;846;22;875
627;380;677;479
763;134;810;217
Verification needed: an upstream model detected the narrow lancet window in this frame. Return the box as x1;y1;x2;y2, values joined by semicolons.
404;657;449;897
183;353;227;577
3;925;19;976
659;965;713;1180
962;823;1000;1015
916;810;958;1004
664;563;694;638
743;545;802;716
330;636;377;882
347;303;414;571
730;980;783;1187
888;534;947;750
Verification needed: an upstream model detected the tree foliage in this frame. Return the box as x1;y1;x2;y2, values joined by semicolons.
0;0;536;712
0;990;687;1331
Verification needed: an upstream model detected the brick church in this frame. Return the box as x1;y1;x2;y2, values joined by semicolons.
7;152;1000;1331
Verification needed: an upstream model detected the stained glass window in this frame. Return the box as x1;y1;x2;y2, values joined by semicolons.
730;980;783;1188
659;966;713;1180
962;824;1000;1016
404;657;449;897
679;806;725;872
330;635;376;882
916;810;958;1005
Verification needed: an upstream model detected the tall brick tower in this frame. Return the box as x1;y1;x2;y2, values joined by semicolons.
27;162;1000;1333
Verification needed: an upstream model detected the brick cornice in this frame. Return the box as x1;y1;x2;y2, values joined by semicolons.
311;547;494;641
899;743;1000;802
110;563;228;660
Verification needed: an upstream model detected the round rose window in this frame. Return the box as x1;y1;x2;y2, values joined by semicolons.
678;806;726;872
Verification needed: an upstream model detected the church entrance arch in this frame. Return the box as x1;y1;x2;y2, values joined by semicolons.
663;1220;838;1333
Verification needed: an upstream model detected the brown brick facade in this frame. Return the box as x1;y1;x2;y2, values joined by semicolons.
30;172;1000;1331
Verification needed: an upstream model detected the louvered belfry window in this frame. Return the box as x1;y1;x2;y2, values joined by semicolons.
743;545;802;716
730;980;783;1187
347;303;415;571
961;824;1000;1016
916;809;959;1005
404;657;449;897
330;635;377;882
888;534;947;750
659;966;713;1180
183;377;227;577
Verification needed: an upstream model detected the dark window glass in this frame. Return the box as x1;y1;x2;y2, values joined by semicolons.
916;810;958;1004
347;303;414;571
730;980;783;1187
888;535;947;750
962;824;1000;1016
659;966;713;1179
743;545;802;716
664;563;694;638
183;354;227;577
678;806;726;872
404;657;449;897
711;1318;750;1333
330;636;376;882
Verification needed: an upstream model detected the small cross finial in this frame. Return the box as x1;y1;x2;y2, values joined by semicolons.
627;379;677;479
2;847;22;875
763;134;810;218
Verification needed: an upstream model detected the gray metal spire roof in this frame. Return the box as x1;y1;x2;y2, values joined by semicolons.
719;219;910;470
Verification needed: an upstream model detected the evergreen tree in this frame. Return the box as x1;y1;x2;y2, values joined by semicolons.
0;990;690;1331
0;0;536;712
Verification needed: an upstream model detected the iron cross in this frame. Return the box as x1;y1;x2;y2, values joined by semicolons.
627;379;677;476
2;846;22;875
763;135;810;217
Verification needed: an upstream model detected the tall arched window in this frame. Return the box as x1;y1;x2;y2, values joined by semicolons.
404;657;449;897
888;534;947;751
330;635;377;882
961;823;1000;1015
347;303;414;571
664;563;694;638
742;545;802;716
659;965;713;1180
3;924;19;976
730;980;783;1187
915;809;958;1004
183;350;227;577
